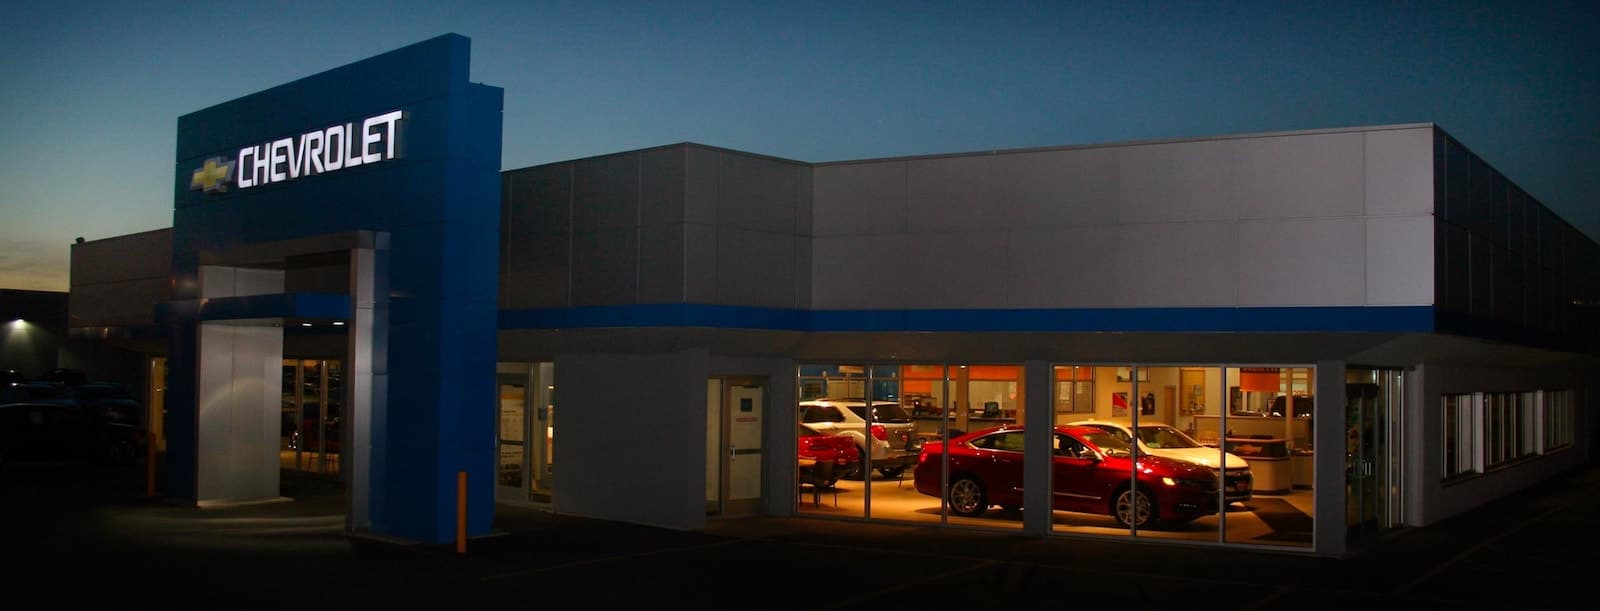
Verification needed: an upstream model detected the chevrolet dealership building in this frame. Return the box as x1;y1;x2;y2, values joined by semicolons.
67;34;1597;557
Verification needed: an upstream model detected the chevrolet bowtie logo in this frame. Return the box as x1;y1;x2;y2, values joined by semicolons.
190;157;235;193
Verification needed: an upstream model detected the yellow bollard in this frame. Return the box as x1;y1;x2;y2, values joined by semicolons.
456;471;467;554
146;430;157;497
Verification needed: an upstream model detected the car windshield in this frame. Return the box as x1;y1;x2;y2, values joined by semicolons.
800;405;846;423
1080;430;1134;457
1087;424;1134;445
1136;425;1203;449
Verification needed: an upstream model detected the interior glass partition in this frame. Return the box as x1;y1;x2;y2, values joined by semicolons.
279;358;342;476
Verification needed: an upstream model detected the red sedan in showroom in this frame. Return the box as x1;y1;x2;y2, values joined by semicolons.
913;424;1221;528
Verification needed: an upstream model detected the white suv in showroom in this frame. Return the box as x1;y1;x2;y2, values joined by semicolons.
1069;418;1254;504
798;398;921;478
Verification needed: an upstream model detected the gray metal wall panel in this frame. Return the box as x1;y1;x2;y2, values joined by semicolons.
905;156;1005;233
70;230;173;286
684;223;717;304
554;350;707;530
1364;128;1436;217
641;147;686;227
69;280;171;327
1002;149;1120;228
808;128;1438;311
1235;132;1364;220
685;147;719;226
1238;218;1365;306
911;230;1009;309
1367;215;1435;305
572;154;640;233
502;165;570;309
1006;226;1122;308
1118;222;1238;307
639;225;685;303
1470;233;1493;315
796;166;814;236
717;227;797;308
812;162;907;236
69;230;173;328
1117;139;1239;224
810;234;913;309
795;234;813;308
1492;244;1523;324
507;165;572;236
718;153;800;235
502;232;569;309
570;229;637;306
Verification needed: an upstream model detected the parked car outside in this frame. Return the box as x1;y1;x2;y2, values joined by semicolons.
71;382;142;427
1067;418;1254;503
0;381;79;407
0;401;143;470
913;424;1221;528
798;398;921;478
797;423;858;489
33;368;89;387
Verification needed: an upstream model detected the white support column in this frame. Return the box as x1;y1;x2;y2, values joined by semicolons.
194;265;284;506
1313;359;1346;556
346;240;386;531
1022;360;1052;536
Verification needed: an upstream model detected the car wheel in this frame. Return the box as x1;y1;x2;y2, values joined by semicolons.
1112;487;1155;528
948;476;988;517
877;466;906;478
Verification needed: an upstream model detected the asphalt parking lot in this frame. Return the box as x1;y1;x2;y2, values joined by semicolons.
6;458;1597;610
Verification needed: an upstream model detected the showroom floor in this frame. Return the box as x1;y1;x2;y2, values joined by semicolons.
797;471;1316;549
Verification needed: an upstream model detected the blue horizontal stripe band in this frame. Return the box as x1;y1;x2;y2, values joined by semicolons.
500;305;1436;333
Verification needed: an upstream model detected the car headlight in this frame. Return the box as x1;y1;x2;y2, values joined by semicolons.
1162;475;1216;489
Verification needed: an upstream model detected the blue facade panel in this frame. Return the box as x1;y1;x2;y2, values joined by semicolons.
166;34;502;543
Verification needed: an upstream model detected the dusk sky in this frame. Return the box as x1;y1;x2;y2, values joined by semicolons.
2;1;1596;291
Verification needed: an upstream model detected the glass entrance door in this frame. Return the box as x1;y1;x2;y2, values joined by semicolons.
530;362;554;501
1345;381;1382;540
280;359;342;476
497;375;529;499
496;362;555;503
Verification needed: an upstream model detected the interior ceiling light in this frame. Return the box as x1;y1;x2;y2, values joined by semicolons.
300;322;313;327
333;321;346;326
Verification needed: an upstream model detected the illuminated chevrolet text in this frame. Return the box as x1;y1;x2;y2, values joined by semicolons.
234;110;404;189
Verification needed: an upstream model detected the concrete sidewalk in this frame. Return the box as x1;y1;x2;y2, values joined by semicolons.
6;459;1596;609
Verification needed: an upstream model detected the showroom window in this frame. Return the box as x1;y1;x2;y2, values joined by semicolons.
1443;388;1572;482
1484;391;1533;469
1519;391;1539;457
1543;390;1575;451
1442;393;1480;479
